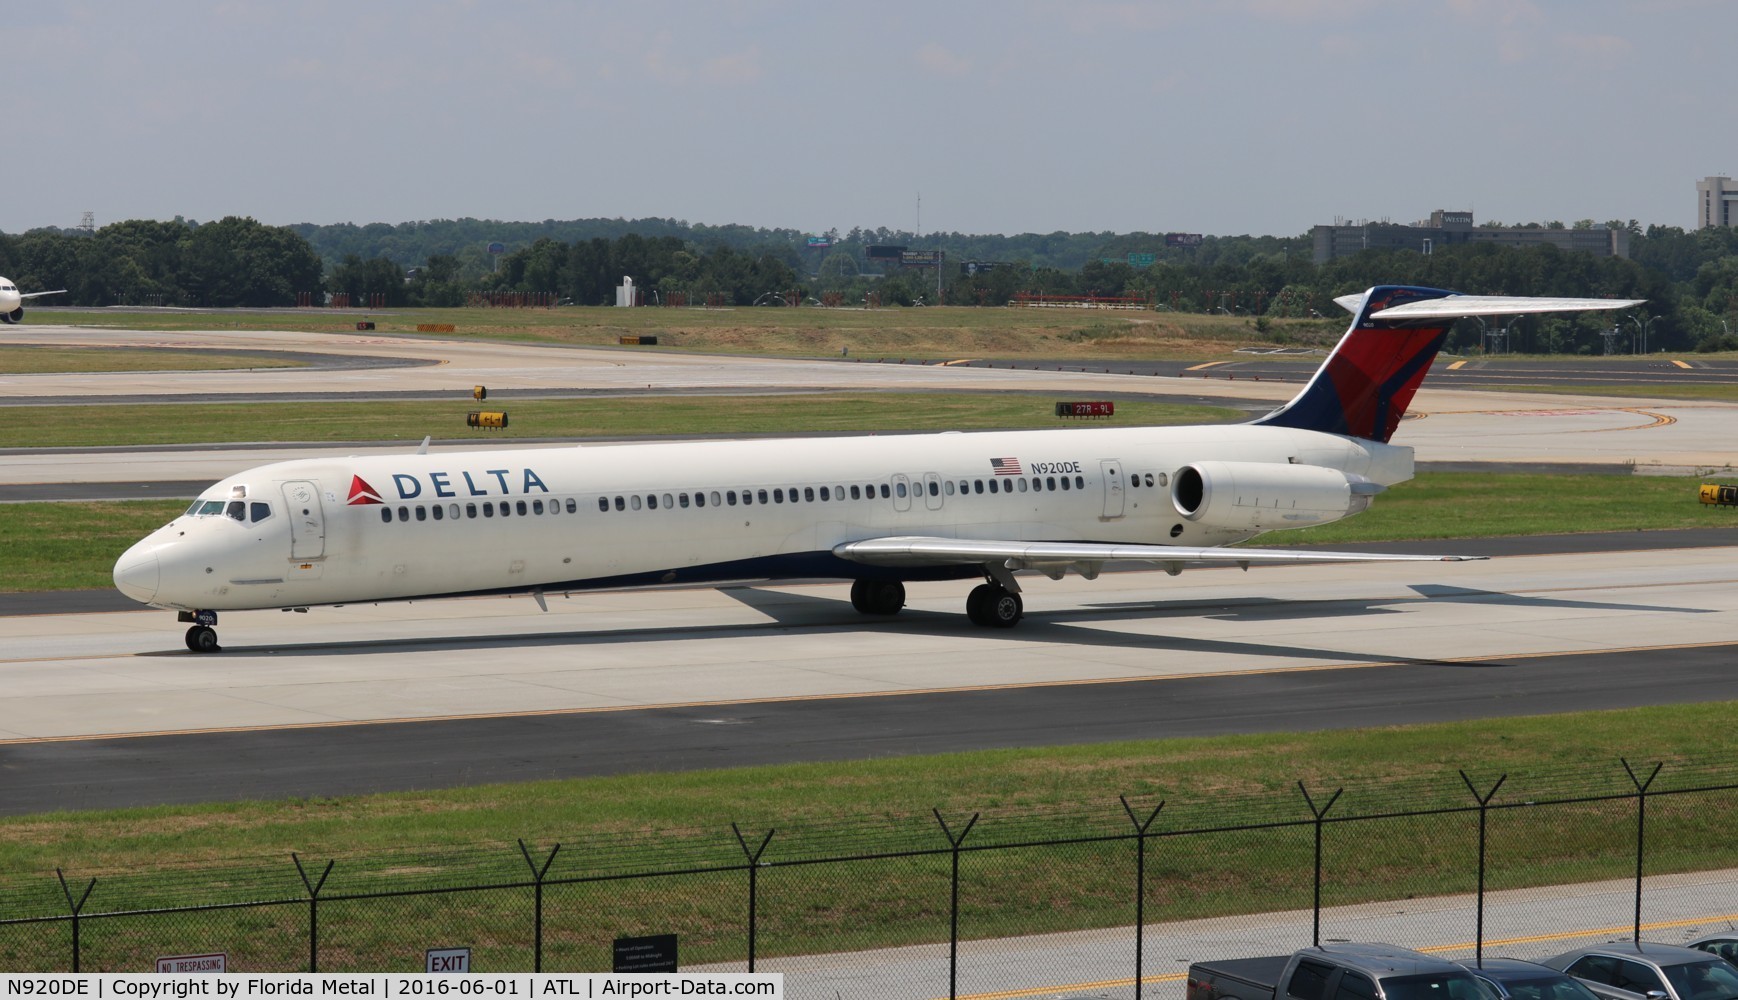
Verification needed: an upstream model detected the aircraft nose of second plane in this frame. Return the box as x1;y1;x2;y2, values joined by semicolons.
113;549;160;604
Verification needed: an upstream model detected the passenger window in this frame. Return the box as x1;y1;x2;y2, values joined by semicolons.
927;481;938;496
697;492;707;507
727;490;738;506
989;479;1000;494
449;503;460;520
711;491;722;506
534;499;545;514
250;502;271;521
1157;473;1168;487
1017;479;1028;492
895;482;907;498
483;502;495;517
945;481;955;495
879;483;891;499
381;508;392;523
805;487;814;502
1047;476;1057;491
1287;960;1335;1000
1030;478;1042;492
1616;961;1664;994
758;489;769;504
850;485;861;500
1335;974;1377;1000
834;485;844;499
1060;477;1070;491
819;486;830;501
614;496;624;511
565;499;576;513
598;497;609;512
415;506;427;521
226;501;246;521
1145;473;1156;487
631;495;642;510
398;506;410;521
680;493;691;508
647;495;658;510
1076;475;1086;489
432;505;444;521
975;480;984;494
773;488;784;503
516;501;527;516
466;503;478;518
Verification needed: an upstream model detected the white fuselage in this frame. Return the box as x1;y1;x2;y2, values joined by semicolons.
114;423;1412;613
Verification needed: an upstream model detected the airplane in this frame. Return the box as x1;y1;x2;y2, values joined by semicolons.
112;284;1642;652
0;277;67;323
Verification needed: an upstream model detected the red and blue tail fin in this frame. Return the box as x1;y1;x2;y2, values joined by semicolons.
1254;285;1457;444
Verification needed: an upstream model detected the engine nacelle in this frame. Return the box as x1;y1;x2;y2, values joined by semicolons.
2;308;20;324
1171;461;1381;532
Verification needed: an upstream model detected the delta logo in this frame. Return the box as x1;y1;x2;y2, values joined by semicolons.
347;475;385;506
346;468;550;504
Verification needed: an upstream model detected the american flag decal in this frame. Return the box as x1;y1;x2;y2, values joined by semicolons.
990;457;1023;475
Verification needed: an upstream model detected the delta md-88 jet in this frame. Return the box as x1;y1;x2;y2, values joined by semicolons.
113;285;1641;652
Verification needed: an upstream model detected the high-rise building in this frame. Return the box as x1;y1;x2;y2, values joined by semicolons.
1696;176;1738;228
1311;211;1628;264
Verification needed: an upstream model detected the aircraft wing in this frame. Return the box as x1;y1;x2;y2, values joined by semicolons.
1369;295;1644;321
834;536;1483;576
19;289;67;299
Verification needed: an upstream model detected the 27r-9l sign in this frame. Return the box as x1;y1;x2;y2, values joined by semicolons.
1055;401;1115;418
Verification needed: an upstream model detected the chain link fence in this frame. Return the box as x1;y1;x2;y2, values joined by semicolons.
5;756;1738;996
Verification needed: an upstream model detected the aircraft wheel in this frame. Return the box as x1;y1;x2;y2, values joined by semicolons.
185;625;220;653
975;585;1022;629
850;579;905;616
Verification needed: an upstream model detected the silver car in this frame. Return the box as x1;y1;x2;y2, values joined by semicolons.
1688;937;1738;967
1538;943;1738;1000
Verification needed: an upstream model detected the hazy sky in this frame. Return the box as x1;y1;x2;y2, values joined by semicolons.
6;1;1729;239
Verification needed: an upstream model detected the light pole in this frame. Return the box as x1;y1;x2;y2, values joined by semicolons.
1629;314;1660;354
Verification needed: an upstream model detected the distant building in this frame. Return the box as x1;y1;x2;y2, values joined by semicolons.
1311;210;1629;264
1697;176;1738;228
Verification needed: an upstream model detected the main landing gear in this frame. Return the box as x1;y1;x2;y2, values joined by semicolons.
848;578;1024;629
178;611;221;653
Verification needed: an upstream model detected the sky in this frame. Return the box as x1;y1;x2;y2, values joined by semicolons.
5;1;1730;239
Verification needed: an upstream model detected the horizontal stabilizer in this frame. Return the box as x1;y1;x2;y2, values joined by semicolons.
1369;295;1644;321
835;536;1482;568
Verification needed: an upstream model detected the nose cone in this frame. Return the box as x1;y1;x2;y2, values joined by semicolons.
113;548;160;604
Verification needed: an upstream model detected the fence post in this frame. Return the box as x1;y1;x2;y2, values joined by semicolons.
731;824;776;973
1459;772;1508;966
517;840;562;973
1621;759;1663;942
934;810;981;1000
1297;783;1343;948
54;870;95;973
292;854;335;973
1120;796;1165;1000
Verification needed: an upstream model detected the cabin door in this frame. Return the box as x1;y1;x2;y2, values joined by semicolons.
282;480;327;559
1099;461;1126;520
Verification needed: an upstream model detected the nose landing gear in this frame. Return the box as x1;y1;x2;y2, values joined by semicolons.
177;610;221;653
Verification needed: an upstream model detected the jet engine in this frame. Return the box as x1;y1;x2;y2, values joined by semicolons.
2;308;20;324
1171;461;1383;532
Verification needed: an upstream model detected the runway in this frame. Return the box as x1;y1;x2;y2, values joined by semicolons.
4;541;1736;814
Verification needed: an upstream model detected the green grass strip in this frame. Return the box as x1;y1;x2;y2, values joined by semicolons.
0;395;1240;449
0;347;304;374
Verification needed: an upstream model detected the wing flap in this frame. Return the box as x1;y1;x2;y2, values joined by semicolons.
1369;295;1643;321
834;536;1482;568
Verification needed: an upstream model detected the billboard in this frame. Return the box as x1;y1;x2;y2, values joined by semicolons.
866;245;907;260
1164;233;1203;247
900;249;943;266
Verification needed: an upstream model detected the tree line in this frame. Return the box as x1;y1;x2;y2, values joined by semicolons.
5;216;1738;353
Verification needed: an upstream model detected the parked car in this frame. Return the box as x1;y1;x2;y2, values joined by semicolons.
1464;958;1608;1000
1188;943;1497;1000
1538;942;1738;1000
1687;936;1738;966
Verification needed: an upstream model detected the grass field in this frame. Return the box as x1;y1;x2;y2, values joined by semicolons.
29;304;1341;360
0;346;305;374
0;394;1242;449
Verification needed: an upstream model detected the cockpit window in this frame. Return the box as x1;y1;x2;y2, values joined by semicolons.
250;502;272;522
225;501;246;521
197;500;225;516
